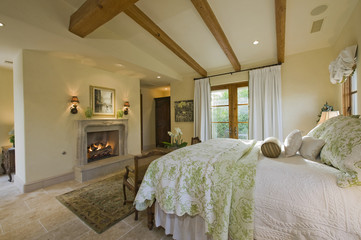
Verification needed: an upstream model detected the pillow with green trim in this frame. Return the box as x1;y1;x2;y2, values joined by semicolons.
307;116;361;187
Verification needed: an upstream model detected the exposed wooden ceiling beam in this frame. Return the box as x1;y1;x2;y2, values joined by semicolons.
124;5;207;77
69;0;139;38
191;0;241;71
275;0;286;63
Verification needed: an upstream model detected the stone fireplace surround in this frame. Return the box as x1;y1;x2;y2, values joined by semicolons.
74;119;133;182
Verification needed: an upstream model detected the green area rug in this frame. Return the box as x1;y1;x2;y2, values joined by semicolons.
56;173;135;234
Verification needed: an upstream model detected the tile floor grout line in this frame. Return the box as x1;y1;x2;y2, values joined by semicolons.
120;218;149;240
23;199;32;210
38;219;49;233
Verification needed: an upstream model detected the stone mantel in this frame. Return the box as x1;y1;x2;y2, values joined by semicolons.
75;118;132;182
76;119;128;166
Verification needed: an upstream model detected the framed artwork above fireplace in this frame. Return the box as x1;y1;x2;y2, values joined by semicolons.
90;86;115;117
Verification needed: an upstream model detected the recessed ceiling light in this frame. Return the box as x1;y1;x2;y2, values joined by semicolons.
253;40;259;45
115;63;123;67
311;5;328;16
0;22;4;27
157;76;161;79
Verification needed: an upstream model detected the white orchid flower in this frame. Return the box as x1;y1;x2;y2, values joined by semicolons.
175;127;182;135
167;131;173;137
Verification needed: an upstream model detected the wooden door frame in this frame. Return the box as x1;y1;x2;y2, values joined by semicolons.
211;82;248;138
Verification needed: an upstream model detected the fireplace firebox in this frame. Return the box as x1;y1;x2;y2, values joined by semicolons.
87;130;119;163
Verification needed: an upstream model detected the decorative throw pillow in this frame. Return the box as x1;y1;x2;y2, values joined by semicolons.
261;137;282;158
284;129;302;157
307;116;361;187
299;136;325;161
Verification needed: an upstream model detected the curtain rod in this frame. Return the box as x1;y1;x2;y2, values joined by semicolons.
193;63;282;80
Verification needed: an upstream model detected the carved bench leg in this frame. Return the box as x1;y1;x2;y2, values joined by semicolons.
1;163;5;174
147;202;155;230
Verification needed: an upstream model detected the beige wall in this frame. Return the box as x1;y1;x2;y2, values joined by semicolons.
141;86;170;150
282;47;338;137
0;67;14;148
170;78;194;145
332;0;361;114
14;50;141;184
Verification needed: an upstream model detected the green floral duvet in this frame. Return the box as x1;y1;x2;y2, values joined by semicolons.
135;138;260;240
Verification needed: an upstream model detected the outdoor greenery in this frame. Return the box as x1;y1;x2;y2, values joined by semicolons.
211;87;249;139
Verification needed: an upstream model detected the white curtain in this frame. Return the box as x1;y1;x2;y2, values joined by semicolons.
249;65;283;141
194;78;211;142
329;45;357;84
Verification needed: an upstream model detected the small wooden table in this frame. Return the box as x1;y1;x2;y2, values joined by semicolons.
1;146;15;182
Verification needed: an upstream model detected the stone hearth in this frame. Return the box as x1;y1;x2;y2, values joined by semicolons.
74;119;133;182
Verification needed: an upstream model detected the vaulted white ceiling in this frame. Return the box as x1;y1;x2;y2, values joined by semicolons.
0;0;359;86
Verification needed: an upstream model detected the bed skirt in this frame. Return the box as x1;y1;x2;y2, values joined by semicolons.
155;201;211;240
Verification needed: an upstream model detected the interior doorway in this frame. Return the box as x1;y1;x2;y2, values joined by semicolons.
140;86;170;151
155;96;171;147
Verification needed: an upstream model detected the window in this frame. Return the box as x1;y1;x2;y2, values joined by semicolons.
342;69;357;116
211;82;248;139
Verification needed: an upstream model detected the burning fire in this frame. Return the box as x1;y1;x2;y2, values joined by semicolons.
87;142;112;161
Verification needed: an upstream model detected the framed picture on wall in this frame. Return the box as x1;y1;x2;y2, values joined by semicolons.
175;100;194;122
90;86;115;117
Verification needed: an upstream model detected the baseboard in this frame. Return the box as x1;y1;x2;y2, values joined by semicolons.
16;172;75;193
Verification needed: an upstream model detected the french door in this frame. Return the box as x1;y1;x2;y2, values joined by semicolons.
211;82;249;139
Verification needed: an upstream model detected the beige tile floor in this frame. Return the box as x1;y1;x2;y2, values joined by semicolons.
0;173;173;240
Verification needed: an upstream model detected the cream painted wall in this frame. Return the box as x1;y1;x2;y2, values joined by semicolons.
282;47;337;137
332;0;361;114
170;78;194;145
13;52;26;183
141;86;170;150
0;67;14;148
14;50;141;184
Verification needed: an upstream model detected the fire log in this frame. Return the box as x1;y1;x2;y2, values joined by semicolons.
88;145;112;159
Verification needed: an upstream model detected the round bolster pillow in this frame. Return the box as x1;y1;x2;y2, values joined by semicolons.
261;137;282;158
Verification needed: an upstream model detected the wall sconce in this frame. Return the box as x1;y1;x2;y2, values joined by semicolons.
123;101;130;115
70;96;79;114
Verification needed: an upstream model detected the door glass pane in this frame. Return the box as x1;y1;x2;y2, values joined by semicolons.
238;105;248;122
212;106;229;122
351;70;357;92
211;89;229;106
351;93;357;115
237;87;248;104
212;123;229;138
238;123;248;140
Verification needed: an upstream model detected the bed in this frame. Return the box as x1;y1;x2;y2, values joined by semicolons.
135;116;361;240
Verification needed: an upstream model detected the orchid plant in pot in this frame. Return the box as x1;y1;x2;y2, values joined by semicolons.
163;127;188;149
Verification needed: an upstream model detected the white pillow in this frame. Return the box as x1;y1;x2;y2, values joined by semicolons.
299;136;325;161
284;129;302;157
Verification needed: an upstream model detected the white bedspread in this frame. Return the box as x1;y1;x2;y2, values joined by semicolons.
155;153;361;240
254;154;361;240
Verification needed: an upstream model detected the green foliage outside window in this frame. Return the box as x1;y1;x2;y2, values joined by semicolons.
211;87;249;139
